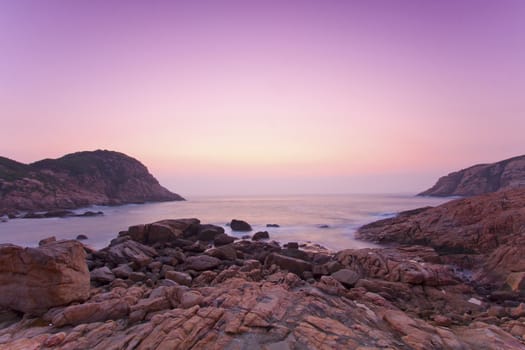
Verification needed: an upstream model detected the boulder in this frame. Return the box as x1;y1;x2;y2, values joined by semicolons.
165;270;192;286
196;224;225;241
265;253;313;276
206;244;237;261
147;222;179;243
76;234;88;240
112;264;133;279
0;240;90;314
252;231;270;241
231;219;252;231
102;240;158;267
90;266;115;284
331;269;360;287
185;255;221;271
214;233;236;246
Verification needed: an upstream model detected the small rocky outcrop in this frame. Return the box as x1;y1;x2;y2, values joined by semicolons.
420;154;525;196
0;150;184;216
0;240;90;314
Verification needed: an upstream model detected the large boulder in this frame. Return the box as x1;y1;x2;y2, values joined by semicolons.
127;219;198;245
0;240;90;314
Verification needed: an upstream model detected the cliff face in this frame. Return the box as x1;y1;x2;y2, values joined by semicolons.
0;150;184;213
420;155;525;197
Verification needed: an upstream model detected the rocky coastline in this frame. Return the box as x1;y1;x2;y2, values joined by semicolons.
1;197;525;349
419;154;525;197
0;150;184;218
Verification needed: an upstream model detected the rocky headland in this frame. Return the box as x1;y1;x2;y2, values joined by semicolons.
2;201;525;349
420;154;525;197
0;150;184;217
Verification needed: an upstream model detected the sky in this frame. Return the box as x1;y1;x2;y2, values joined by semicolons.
1;0;524;196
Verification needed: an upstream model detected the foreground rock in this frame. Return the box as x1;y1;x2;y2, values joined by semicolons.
0;150;184;216
420;154;525;196
0;240;90;314
1;216;525;349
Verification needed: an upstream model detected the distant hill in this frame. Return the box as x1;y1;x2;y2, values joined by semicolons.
0;150;184;214
419;155;525;197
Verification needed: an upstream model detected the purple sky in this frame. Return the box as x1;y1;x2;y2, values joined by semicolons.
1;1;524;196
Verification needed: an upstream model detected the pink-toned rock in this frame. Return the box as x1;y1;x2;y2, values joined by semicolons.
52;298;129;327
165;270;192;286
0;240;90;314
265;253;312;276
102;239;157;267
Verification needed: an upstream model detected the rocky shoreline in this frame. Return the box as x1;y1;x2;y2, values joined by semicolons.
1;204;525;349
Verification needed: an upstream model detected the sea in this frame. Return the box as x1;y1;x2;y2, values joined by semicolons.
0;194;451;251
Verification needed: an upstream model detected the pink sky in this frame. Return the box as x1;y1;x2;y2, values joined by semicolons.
1;0;524;196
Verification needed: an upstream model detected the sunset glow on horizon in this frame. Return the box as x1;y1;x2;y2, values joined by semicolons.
2;0;524;195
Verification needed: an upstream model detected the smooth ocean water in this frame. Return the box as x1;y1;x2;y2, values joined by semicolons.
0;194;451;251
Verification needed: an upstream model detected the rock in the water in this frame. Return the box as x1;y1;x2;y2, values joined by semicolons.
127;219;198;245
266;224;280;227
112;264;133;279
252;231;270;241
231;219;252;231
78;211;103;217
185;255;221;271
76;234;88;240
0;240;90;314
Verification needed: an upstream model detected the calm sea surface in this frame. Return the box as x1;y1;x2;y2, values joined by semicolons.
0;194;451;250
